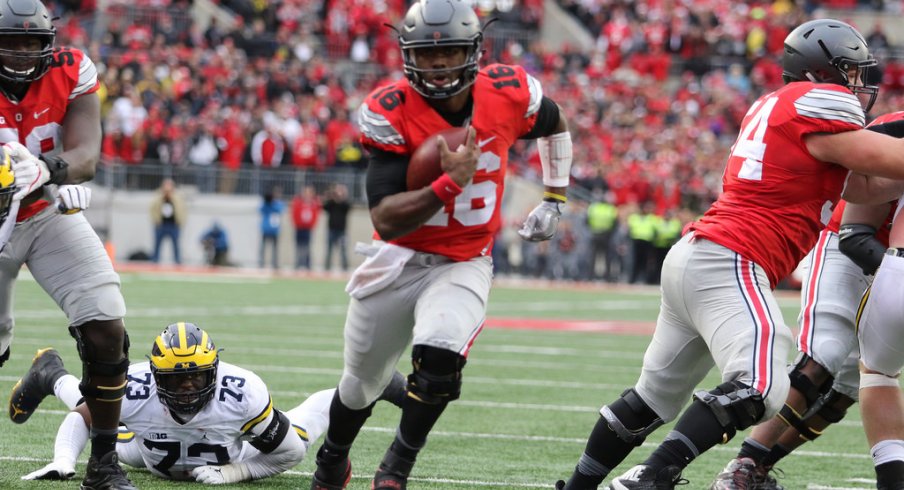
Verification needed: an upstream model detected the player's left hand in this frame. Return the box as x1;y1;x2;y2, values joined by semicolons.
518;201;562;242
5;142;50;201
55;185;91;214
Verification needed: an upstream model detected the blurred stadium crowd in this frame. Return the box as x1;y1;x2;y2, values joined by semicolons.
45;0;904;279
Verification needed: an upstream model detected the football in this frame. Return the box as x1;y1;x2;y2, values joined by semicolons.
406;127;470;190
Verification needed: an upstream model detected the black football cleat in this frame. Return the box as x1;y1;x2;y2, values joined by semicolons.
311;446;352;490
608;464;687;489
80;451;137;490
9;348;68;424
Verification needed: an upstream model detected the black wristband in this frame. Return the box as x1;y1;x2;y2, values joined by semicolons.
39;154;69;185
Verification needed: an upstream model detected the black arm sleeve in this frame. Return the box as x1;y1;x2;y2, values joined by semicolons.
519;96;561;140
838;223;886;275
249;409;291;454
866;120;904;138
365;147;409;209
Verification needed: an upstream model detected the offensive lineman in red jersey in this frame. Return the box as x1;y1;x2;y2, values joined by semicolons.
0;1;134;489
558;19;904;490
309;1;572;489
710;112;904;489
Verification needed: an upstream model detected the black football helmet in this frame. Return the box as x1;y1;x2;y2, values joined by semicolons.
395;0;484;99
782;18;878;112
0;146;15;222
0;0;55;84
149;322;219;415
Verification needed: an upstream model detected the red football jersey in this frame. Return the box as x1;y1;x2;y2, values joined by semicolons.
0;47;99;220
358;64;542;260
823;111;904;244
688;82;866;286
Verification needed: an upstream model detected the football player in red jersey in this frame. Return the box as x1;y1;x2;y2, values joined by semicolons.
557;19;904;490
308;1;572;489
710;112;904;489
0;1;134;489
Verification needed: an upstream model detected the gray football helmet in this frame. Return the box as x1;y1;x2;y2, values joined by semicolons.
0;0;56;84
782;18;878;112
396;0;484;99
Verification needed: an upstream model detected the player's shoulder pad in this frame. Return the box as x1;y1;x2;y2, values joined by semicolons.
791;83;864;128
219;362;272;427
478;64;543;118
359;79;409;151
51;47;98;99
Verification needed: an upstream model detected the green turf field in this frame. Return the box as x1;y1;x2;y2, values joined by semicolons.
0;271;877;489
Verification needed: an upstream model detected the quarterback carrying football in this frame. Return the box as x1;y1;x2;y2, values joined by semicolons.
310;0;573;489
0;1;132;488
10;322;407;485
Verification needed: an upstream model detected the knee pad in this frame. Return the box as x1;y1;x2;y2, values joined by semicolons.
407;345;466;405
777;389;851;442
788;353;834;407
69;325;130;402
600;388;664;446
693;381;765;441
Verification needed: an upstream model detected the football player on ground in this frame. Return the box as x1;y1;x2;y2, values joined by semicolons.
556;19;904;489
11;322;407;484
0;1;131;487
309;0;573;489
710;112;904;489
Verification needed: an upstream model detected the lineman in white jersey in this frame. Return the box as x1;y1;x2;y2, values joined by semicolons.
14;322;407;484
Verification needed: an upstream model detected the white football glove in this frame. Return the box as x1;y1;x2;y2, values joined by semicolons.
6;142;50;201
55;185;91;214
21;460;75;480
192;463;251;484
518;201;562;242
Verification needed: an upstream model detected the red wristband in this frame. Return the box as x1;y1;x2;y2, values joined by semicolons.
431;173;463;202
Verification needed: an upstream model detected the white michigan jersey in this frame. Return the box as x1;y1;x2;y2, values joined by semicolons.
117;361;275;480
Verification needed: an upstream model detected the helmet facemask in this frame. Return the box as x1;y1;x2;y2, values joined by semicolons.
402;39;482;99
0;33;54;84
152;364;218;415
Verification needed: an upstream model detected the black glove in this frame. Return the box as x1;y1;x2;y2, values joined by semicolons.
0;345;9;367
838;223;885;276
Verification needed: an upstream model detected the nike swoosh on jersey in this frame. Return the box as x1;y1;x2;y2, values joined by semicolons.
478;136;496;148
34;108;50;119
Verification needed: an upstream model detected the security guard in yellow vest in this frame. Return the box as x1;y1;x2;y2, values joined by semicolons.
653;209;684;284
587;195;619;281
627;202;658;284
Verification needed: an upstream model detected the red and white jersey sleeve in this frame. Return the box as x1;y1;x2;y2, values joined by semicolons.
357;64;541;260
689;82;864;286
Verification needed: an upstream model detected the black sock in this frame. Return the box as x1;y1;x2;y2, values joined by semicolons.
90;428;118;459
582;415;642;472
322;390;374;460
562;453;609;489
645;400;729;470
761;443;791;467
398;396;448;449
738;437;773;465
644;430;698;469
877;461;904;490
